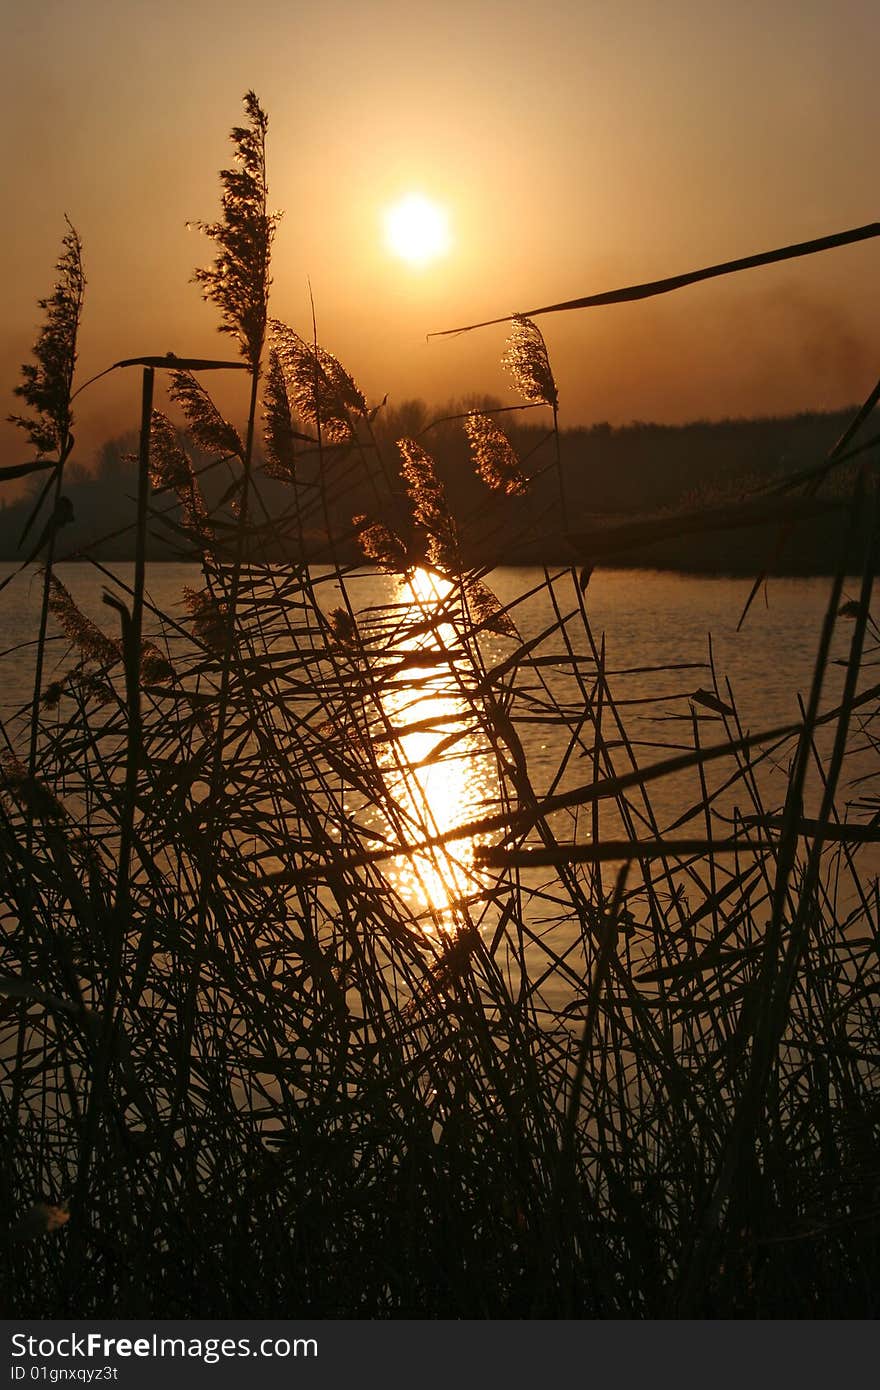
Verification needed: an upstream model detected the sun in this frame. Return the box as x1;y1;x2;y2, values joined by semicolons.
384;194;451;267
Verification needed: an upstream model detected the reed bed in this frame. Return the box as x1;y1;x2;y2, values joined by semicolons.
1;94;879;1318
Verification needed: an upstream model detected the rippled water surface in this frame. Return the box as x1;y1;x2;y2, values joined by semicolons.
2;562;876;944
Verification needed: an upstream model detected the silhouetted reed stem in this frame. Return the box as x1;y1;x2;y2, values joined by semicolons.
64;368;155;1292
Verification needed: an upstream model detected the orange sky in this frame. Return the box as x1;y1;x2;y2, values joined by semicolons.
2;0;879;484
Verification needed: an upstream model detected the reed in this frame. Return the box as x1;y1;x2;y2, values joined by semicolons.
1;95;879;1320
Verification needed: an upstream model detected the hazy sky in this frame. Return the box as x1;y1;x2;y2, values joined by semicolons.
2;0;879;479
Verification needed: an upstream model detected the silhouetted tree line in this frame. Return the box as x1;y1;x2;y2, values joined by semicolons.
0;402;863;572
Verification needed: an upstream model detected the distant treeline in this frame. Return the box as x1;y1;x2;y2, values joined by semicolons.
0;402;864;572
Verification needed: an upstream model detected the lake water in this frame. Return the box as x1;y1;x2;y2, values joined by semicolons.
1;558;873;1028
0;563;862;722
1;561;876;970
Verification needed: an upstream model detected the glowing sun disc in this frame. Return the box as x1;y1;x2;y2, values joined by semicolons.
384;194;450;266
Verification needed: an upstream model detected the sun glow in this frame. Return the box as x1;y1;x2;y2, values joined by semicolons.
384;194;451;267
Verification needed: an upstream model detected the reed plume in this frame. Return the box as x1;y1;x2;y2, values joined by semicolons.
269;320;367;444
353;515;408;572
502;315;558;409
328;606;359;646
190;91;276;369
464;412;528;496
40;679;66;710
397;437;458;569
261;348;298;482
149;411;215;546
168;371;244;460
41;670;114;709
47;574;120;669
139;642;175;685
464;575;518;638
9;220;85;458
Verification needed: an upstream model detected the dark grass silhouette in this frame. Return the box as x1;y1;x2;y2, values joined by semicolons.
1;94;879;1318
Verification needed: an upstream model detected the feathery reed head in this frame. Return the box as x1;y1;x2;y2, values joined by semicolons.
396;438;458;570
43;670;116;709
190;92;277;369
464;413;529;496
502;315;558;409
70;671;116;707
168;372;244;460
353;515;408;572
269;320;366;444
464;576;518;638
149;412;191;495
262;348;297;482
149;411;214;546
47;574;120;669
9;220;85;458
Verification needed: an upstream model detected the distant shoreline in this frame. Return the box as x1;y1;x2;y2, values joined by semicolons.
0;403;867;575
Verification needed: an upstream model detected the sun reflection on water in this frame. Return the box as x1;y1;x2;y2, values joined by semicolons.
379;568;495;933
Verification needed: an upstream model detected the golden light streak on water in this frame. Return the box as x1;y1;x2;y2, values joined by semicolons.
380;567;494;933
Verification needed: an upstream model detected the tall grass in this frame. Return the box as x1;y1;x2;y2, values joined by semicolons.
1;95;879;1318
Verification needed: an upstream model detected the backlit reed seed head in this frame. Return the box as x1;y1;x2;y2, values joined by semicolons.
396;438;458;570
464;413;528;496
183;586;228;653
262;349;297;482
190;91;278;369
269;320;366;444
353;516;408;573
502;315;558;410
9;220;85;458
48;574;120;669
168;372;244;460
464;576;518;638
149;412;214;546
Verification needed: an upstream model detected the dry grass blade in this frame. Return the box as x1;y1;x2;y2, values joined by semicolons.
432;220;880;334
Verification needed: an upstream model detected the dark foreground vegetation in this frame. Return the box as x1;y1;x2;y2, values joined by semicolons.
1;96;879;1318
